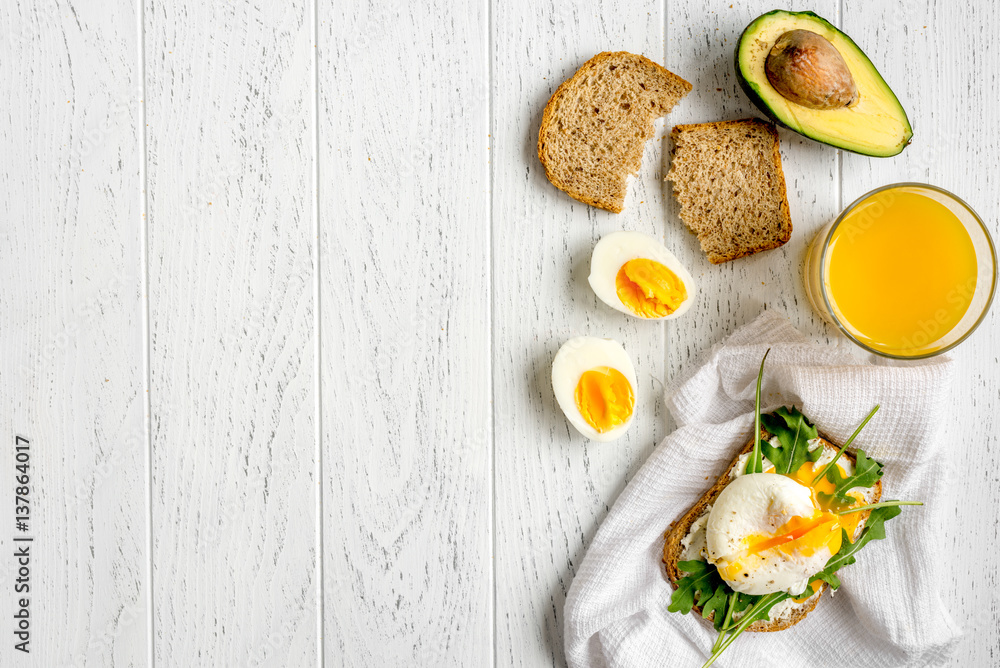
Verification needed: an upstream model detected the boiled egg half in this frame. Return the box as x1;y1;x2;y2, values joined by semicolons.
588;231;695;320
705;465;867;596
551;337;637;442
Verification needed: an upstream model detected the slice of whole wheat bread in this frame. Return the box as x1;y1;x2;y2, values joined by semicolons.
666;119;792;263
662;428;882;633
538;52;691;213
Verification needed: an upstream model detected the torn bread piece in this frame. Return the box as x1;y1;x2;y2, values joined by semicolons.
667;119;792;263
538;52;691;213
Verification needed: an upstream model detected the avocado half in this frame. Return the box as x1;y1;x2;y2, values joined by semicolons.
736;10;912;157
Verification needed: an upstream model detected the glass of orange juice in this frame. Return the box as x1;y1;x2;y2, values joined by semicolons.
804;183;996;358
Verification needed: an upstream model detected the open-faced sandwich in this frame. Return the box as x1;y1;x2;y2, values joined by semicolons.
662;351;921;667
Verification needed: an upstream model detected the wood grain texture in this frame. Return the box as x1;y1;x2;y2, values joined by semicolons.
144;1;318;664
318;0;493;665
0;0;147;666
839;2;1000;665
491;2;671;665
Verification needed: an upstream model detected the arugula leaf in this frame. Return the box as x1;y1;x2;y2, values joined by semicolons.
669;560;730;622
670;560;760;632
818;447;884;507
711;594;735;653
813;505;903;589
698;585;729;631
711;591;762;653
668;560;715;614
837;500;922;516
812;404;880;486
813;568;842;590
760;406;821;475
731;592;757;617
700;592;790;668
745;350;770;475
838;447;883;491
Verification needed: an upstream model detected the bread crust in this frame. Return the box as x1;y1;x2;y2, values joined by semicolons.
662;428;882;632
667;118;792;263
538;51;691;213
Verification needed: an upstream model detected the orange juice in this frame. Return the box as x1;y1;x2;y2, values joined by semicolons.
824;187;977;354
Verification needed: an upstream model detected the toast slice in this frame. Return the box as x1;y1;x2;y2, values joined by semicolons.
538;52;691;213
662;428;882;632
666;119;792;263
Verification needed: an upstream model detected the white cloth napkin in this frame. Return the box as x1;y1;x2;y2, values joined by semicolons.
564;310;962;668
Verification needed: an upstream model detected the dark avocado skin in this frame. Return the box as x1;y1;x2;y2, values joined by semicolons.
734;10;913;157
735;41;781;127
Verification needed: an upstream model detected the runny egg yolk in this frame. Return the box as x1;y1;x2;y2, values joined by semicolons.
791;460;867;537
718;460;866;586
573;367;634;433
615;259;687;318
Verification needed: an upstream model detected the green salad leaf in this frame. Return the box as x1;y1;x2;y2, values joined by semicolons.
817;447;884;508
730;592;757;617
700;591;789;668
669;560;720;616
813;568;842;590
669;560;744;631
813;504;903;587
760;406;823;475
745;350;770;475
811;405;880;488
698;584;729;629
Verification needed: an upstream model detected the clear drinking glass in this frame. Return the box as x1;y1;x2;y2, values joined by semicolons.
803;183;997;359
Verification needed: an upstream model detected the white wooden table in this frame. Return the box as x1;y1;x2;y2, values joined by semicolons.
0;0;996;666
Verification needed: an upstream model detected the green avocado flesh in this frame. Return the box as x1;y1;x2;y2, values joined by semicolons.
736;10;912;157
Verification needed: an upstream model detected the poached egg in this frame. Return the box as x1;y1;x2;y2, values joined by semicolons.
705;460;867;597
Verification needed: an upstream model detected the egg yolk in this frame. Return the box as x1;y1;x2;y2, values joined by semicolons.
746;512;841;556
718;459;867;584
791;461;866;526
574;367;634;433
615;259;687;318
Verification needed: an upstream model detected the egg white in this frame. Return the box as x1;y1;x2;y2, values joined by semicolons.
706;473;833;596
551;337;637;442
588;231;696;320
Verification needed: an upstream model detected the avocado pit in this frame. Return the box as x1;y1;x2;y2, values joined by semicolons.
765;29;857;110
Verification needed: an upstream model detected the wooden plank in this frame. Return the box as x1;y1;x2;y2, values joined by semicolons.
838;2;1000;664
0;0;148;665
317;0;493;665
664;0;842;387
491;2;672;665
144;1;318;663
